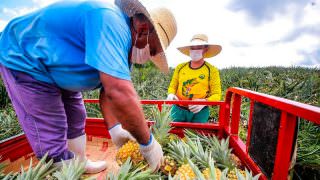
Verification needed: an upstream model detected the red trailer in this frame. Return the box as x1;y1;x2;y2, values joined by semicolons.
1;87;319;179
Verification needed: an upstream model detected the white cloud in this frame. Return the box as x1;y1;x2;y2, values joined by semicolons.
0;0;319;69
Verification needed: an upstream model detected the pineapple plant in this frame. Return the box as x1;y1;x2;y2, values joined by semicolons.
203;135;235;169
14;153;55;180
184;136;227;180
188;158;228;180
233;168;261;180
165;140;195;179
52;158;86;180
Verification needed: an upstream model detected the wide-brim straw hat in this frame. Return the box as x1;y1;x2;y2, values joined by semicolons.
115;0;177;73
178;34;222;58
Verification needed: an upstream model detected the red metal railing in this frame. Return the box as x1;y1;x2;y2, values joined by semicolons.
1;87;319;180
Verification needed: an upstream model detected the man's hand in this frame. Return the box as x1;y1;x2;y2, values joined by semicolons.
108;124;136;148
140;134;163;172
188;99;207;113
166;93;178;100
99;72;150;145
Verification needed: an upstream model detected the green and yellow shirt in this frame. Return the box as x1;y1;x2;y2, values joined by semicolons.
168;61;221;101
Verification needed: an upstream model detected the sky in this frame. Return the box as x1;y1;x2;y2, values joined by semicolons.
0;0;319;69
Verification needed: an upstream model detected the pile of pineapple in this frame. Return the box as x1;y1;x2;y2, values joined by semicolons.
113;106;261;180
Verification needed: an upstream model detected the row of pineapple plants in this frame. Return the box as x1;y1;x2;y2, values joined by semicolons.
114;106;261;179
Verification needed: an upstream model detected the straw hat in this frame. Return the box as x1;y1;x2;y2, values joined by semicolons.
178;34;222;58
115;0;177;73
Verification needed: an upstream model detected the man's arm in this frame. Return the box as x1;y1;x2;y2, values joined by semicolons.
99;72;150;144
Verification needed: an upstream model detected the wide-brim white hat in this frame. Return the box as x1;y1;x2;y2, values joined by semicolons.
178;34;222;58
115;0;177;73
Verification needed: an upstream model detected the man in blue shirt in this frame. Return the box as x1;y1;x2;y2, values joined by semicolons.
0;0;177;173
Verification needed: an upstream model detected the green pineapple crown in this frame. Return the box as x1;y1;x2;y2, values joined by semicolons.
150;106;173;147
53;158;86;180
106;158;160;180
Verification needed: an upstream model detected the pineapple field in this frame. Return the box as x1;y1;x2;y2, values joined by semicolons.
0;63;319;179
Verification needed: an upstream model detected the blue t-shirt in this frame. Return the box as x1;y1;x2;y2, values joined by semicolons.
0;1;132;92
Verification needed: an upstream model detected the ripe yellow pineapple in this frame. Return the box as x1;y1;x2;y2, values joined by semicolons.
231;154;243;169
166;140;195;179
174;164;196;180
116;106;173;167
116;140;144;165
228;168;246;180
160;155;177;176
202;167;221;180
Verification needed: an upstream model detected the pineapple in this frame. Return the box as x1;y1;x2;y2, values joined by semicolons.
166;140;195;179
188;157;228;180
185;138;225;180
116;106;173;167
160;155;177;176
150;105;173;147
116;140;144;165
174;163;196;180
231;154;243;169
228;168;246;180
53;158;86;180
203;136;235;169
232;168;261;180
185;136;211;169
202;167;221;180
107;158;160;180
15;153;55;180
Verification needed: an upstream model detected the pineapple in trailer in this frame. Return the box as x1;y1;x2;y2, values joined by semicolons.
116;140;144;165
106;158;160;180
116;106;173;167
184;136;223;179
166;140;195;179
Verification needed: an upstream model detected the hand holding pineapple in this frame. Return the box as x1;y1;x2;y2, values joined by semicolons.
139;134;164;172
109;123;136;148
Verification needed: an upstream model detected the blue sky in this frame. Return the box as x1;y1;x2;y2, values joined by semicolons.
0;0;319;69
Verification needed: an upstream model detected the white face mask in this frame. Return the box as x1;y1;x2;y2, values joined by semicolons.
190;49;203;61
131;33;151;64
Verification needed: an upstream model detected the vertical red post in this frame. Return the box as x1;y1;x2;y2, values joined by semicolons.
272;112;297;180
231;94;242;135
222;92;233;135
218;104;226;137
157;103;162;112
246;100;254;153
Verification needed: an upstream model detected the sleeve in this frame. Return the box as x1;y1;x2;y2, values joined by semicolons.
167;63;183;95
207;66;222;101
84;9;132;81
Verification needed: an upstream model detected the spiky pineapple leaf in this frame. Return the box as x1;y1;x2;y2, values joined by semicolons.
165;140;192;165
235;168;261;180
53;158;86;180
185;136;211;169
150;106;173;147
187;159;206;180
203;136;234;169
106;158;160;180
15;153;55;180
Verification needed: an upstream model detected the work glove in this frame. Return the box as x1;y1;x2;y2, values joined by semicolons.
188;99;207;113
166;93;179;100
108;123;135;148
140;134;163;172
